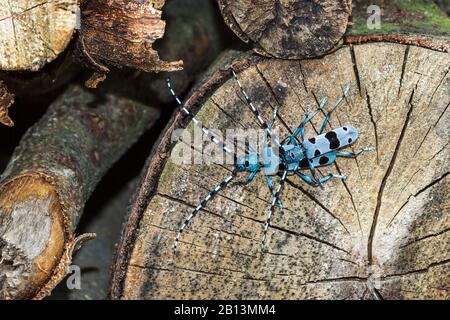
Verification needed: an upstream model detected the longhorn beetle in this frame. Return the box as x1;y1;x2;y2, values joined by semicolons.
167;68;373;253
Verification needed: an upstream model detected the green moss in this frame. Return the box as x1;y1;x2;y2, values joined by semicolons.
159;159;176;186
396;0;450;31
348;0;450;39
395;0;447;19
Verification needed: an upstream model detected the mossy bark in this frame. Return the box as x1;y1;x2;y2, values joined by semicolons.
346;0;450;51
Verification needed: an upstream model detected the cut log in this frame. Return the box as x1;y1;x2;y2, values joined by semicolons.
0;85;159;299
217;0;352;59
0;0;78;71
110;43;449;299
0;52;80;106
75;0;183;88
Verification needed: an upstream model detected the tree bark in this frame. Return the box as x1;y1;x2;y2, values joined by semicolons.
0;81;14;126
217;0;352;59
110;43;449;299
0;85;159;299
75;0;183;88
137;0;228;103
0;0;78;72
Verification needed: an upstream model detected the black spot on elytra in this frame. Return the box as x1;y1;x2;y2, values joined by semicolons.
319;156;329;165
308;137;316;144
299;158;309;168
348;138;353;143
325;131;340;149
343;127;348;131
314;149;321;157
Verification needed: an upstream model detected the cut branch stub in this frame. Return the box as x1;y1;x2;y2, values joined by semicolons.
217;0;352;59
110;44;449;299
0;85;159;299
0;0;77;71
76;0;182;87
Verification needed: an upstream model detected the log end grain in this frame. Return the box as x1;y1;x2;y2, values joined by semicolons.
0;83;160;299
111;43;449;300
0;175;65;299
0;0;78;71
218;0;352;59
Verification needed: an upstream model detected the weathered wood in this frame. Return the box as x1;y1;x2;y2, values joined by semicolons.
75;0;183;87
0;81;14;126
0;52;80;107
110;44;449;299
0;85;159;299
346;0;450;52
0;0;77;71
217;0;352;59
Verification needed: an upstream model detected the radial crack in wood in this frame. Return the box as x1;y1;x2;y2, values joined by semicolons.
111;43;449;299
217;0;352;59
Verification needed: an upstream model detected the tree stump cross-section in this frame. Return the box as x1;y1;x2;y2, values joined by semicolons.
218;0;352;59
114;43;449;300
0;0;78;71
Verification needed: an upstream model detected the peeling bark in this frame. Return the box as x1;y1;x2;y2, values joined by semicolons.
110;43;449;299
0;81;14;126
138;0;228;103
217;0;352;59
0;85;159;299
75;0;183;87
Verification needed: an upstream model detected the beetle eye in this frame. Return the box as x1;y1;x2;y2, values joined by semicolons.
244;160;250;167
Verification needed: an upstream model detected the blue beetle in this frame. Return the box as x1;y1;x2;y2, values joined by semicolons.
167;70;373;253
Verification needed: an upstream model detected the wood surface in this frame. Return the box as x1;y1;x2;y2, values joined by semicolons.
217;0;352;58
0;85;159;299
0;0;77;71
111;43;449;299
